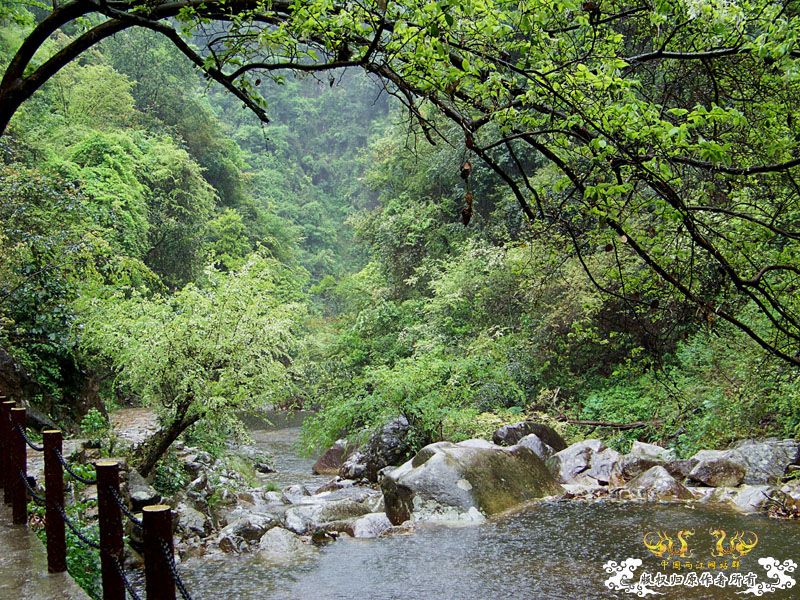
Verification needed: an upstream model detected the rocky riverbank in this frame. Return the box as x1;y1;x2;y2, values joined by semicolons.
158;418;800;567
34;411;800;570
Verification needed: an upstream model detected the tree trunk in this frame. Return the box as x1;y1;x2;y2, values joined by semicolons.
134;413;200;477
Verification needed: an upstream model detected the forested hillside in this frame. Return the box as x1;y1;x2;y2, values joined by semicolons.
2;0;799;479
0;11;389;470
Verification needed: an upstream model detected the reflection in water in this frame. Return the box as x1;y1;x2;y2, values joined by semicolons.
181;414;800;599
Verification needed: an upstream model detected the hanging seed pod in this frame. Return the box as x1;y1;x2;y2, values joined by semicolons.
461;191;474;226
460;161;473;180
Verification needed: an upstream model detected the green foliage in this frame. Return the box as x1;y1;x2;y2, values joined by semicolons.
301;118;800;457
152;450;191;496
79;408;109;448
4;0;800;476
76;253;308;464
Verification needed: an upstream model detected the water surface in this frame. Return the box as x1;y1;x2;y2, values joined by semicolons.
181;413;800;599
182;501;799;599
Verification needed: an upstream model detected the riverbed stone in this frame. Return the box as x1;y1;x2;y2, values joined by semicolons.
492;422;567;451
382;440;562;525
257;527;317;564
352;512;393;538
688;452;746;487
589;447;622;485
610;456;661;487
282;484;312;504
630;441;676;462
609;443;676;487
339;451;367;480
731;485;776;513
177;503;210;536
362;417;413;482
515;434;556;460
127;471;161;511
665;459;698;480
314;477;355;494
313;439;352;475
547;440;620;485
730;439;800;484
219;513;276;545
625;466;694;501
283;499;373;534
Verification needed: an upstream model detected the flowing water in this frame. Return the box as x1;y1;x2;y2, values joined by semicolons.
180;415;800;600
240;410;329;489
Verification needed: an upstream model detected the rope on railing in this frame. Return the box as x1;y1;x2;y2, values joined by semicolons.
56;503;101;550
54;448;98;485
161;539;195;600
111;554;143;600
14;424;44;452
19;471;46;504
108;485;143;528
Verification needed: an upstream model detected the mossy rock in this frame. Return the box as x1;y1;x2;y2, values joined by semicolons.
382;440;563;525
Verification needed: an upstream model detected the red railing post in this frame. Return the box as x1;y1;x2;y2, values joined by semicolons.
1;399;15;505
44;429;67;573
96;460;125;600
0;394;6;492
10;406;27;525
143;504;177;600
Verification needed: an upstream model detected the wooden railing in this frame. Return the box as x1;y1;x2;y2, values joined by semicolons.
0;395;194;600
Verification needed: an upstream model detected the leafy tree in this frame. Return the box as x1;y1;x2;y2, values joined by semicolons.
4;0;800;365
139;136;217;286
75;253;308;475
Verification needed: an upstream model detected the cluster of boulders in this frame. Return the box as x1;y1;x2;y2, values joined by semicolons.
171;476;393;562
511;425;800;516
115;417;800;566
332;419;800;527
315;416;414;482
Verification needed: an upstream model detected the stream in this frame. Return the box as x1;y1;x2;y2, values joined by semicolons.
179;413;800;599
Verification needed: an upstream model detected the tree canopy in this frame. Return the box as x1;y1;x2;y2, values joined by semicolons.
2;0;800;367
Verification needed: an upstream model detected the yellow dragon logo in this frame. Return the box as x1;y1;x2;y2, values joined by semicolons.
709;529;758;558
643;530;695;559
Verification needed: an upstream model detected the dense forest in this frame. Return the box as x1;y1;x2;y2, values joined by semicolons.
2;0;800;479
3;2;800;597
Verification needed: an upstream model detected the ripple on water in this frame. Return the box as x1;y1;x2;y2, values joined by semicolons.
181;502;800;600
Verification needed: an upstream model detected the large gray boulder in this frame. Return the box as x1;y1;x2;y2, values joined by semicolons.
684;441;798;487
610;442;677;486
625;466;694;501
688;450;746;487
381;440;562;525
730;485;777;513
257;527;316;564
362;417;413;482
630;441;676;462
547;440;621;485
492;422;567;451
665;459;698;480
339;451;367;480
352;512;393;538
127;471;160;511
217;513;276;553
730;439;800;484
516;434;556;460
220;514;276;543
176;502;210;536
